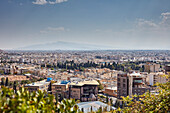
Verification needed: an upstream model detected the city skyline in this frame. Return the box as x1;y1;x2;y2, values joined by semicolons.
0;0;170;50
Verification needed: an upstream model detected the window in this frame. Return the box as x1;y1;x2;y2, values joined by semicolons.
118;83;120;86
123;79;126;82
123;84;126;87
118;78;120;81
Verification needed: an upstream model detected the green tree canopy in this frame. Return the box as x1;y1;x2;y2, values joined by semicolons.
0;87;79;113
113;74;170;113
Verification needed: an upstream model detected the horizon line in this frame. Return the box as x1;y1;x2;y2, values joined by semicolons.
3;49;170;51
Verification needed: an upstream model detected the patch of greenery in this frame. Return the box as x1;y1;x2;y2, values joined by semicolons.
112;74;170;113
0;87;79;113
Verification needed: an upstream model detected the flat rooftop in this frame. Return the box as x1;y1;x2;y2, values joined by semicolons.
25;80;50;87
129;72;141;77
69;80;99;86
52;83;67;85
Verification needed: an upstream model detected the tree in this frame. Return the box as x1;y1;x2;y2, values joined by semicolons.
13;81;18;93
9;81;13;88
5;77;9;86
0;87;56;112
59;93;64;102
104;62;107;68
91;106;93;112
113;74;170;113
110;98;113;105
48;82;52;91
97;106;102;113
0;70;4;75
115;99;120;108
55;92;58;105
58;99;79;113
97;80;104;90
1;77;5;86
106;95;109;104
0;87;79;113
81;108;84;112
101;64;104;68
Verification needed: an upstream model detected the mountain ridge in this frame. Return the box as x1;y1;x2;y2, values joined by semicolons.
16;41;113;50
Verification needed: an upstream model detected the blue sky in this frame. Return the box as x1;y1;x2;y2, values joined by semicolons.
0;0;170;50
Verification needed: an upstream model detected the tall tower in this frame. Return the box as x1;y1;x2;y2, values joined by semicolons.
117;73;129;99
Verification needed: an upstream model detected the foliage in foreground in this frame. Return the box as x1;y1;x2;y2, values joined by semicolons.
113;78;170;113
0;87;79;113
0;75;169;113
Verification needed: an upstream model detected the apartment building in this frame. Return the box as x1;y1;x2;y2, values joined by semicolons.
117;73;129;99
0;75;29;82
8;75;29;81
52;82;69;98
148;72;168;86
24;80;50;92
69;79;99;102
129;72;150;97
144;62;160;72
117;72;150;99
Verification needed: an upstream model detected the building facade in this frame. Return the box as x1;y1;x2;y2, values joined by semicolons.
117;72;150;99
148;73;168;86
52;83;69;98
144;62;160;72
117;73;129;99
24;80;50;92
69;80;99;101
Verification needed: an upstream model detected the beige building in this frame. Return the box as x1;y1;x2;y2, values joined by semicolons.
148;72;168;86
144;62;160;72
0;75;29;82
24;80;50;92
7;75;28;81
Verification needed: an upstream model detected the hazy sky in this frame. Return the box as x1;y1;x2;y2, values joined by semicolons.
0;0;170;50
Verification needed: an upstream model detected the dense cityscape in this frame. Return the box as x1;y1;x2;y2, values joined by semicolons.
1;0;170;112
0;49;169;112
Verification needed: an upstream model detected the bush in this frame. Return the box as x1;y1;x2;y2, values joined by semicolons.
0;87;79;113
113;74;170;113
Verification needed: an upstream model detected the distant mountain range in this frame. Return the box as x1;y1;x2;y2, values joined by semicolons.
16;41;113;50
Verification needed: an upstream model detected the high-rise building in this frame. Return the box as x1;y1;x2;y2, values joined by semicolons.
117;73;129;99
117;72;150;99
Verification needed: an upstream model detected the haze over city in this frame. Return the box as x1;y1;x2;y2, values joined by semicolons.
0;0;170;50
0;0;170;112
